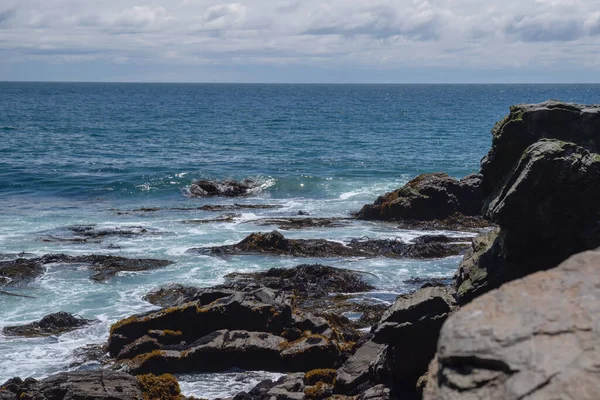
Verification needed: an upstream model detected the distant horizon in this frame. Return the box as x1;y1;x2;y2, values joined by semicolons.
3;80;600;85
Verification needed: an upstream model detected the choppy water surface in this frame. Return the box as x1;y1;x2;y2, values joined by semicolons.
1;83;599;397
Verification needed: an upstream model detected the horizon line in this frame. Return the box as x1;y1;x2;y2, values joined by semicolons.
2;80;600;85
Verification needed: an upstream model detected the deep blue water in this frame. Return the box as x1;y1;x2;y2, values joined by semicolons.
0;83;599;396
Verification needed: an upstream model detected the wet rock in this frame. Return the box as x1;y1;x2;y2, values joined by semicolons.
70;344;111;368
249;218;351;230
189;231;369;258
39;225;159;244
180;213;241;224
402;276;452;289
395;213;492;232
224;264;374;298
0;370;143;400
346;237;468;259
356;173;484;222
425;250;600;400
3;312;93;337
190;231;467;259
123;204;283;213
0;257;45;287
143;284;234;308
370;286;456;391
189;178;266;197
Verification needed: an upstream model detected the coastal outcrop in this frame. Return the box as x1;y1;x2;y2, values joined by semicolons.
424;250;600;400
456;102;600;303
189;231;468;259
3;312;93;337
189;178;267;197
0;370;187;400
0;254;173;285
355;173;485;227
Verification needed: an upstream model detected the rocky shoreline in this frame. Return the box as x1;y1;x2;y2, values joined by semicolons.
2;101;599;400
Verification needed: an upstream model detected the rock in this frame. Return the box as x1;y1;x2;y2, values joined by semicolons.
180;213;241;224
402;276;452;290
124;204;283;213
395;213;492;232
249;218;352;230
224;264;374;298
457;139;600;304
143;284;234;308
190;231;467;259
334;340;383;394
370;286;456;391
108;287;293;357
0;370;143;400
0;257;45;287
189;231;369;258
480;101;600;197
189;178;267;197
266;373;306;400
355;173;484;222
39;225;158;244
356;384;390;400
3;312;93;337
425;250;600;400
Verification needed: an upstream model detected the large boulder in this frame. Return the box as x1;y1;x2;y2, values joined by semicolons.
425;250;600;400
189;178;266;197
370;286;456;390
480;101;600;197
356;173;484;222
456;139;600;304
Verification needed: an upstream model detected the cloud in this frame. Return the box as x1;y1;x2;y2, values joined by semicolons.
0;0;599;81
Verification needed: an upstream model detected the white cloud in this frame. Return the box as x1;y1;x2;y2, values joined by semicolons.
0;0;599;80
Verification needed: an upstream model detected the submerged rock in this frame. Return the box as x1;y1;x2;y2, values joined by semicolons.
189;231;468;259
189;178;267;197
0;258;46;287
39;225;158;244
249;217;352;230
356;173;484;222
3;312;93;337
425;250;600;400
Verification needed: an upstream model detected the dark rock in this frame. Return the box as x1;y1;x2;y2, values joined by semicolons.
425;250;600;400
116;335;162;361
249;218;352;230
370;286;456;391
457;139;600;304
297;211;310;216
70;344;111;368
356;384;391;400
356;173;484;222
0;370;143;400
402;276;452;289
0;257;45;287
180;213;241;224
39;225;159;244
3;312;93;337
395;213;492;232
143;284;234;308
190;231;467;259
125;204;283;213
335;340;383;394
224;264;374;298
189;178;266;197
480;101;600;197
189;231;369;258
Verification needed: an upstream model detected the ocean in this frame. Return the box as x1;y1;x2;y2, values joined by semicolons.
1;83;599;397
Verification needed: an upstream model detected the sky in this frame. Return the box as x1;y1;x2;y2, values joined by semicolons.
1;0;599;83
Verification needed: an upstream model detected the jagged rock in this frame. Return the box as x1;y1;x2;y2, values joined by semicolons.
0;370;143;400
189;231;369;258
457;139;600;304
335;340;383;394
181;213;241;224
189;231;467;259
108;287;293;357
39;225;158;244
249;218;352;230
356;384;390;400
425;250;600;400
356;173;484;222
143;284;234;308
189;178;266;197
3;312;93;337
480;101;600;197
370;286;456;391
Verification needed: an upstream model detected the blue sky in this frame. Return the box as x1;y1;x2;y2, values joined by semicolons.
1;0;599;83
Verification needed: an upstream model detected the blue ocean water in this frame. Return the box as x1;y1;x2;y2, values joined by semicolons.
1;83;599;397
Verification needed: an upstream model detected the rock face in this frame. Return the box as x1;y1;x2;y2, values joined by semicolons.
356;173;484;222
425;250;600;400
189;178;266;197
369;286;456;391
0;258;46;287
189;231;468;259
3;312;93;337
456;102;600;304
